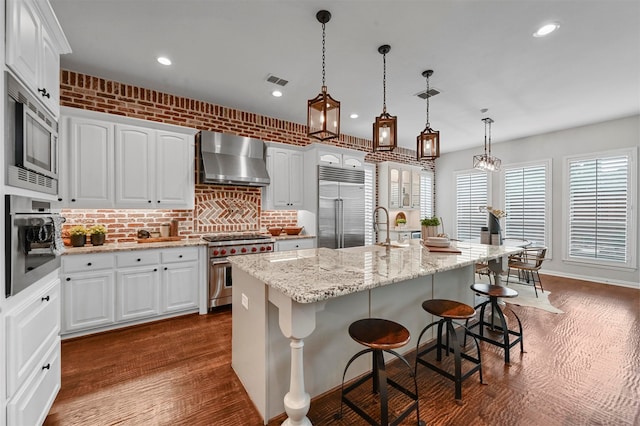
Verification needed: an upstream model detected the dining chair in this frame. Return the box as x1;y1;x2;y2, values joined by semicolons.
506;247;547;297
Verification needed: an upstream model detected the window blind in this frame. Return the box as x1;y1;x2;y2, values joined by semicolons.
568;154;629;264
456;172;487;240
504;164;548;246
420;171;434;220
364;165;375;245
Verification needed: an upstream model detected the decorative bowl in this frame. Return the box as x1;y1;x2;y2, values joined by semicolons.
268;227;283;236
283;226;303;235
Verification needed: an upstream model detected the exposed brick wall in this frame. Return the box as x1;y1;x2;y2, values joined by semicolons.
60;69;436;237
260;211;298;230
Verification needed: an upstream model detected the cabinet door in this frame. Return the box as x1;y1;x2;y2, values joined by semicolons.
389;167;401;209
318;152;341;167
288;151;304;208
162;261;199;313
411;170;421;209
6;0;41;93
275;238;315;252
271;148;292;207
155;131;194;208
115;125;155;207
67;117;114;207
62;271;115;333
401;169;411;208
343;154;364;169
40;25;61;116
116;267;161;322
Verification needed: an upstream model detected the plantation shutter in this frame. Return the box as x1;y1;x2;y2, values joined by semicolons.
420;171;434;220
364;164;375;245
504;164;547;246
456;172;488;240
568;154;629;263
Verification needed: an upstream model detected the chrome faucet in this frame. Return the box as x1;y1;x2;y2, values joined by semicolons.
373;206;391;246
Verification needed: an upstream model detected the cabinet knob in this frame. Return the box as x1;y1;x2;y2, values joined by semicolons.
179;255;183;258
58;198;63;202
148;200;152;203
42;363;51;370
38;88;50;98
137;258;141;262
157;200;161;203
164;267;168;270
66;277;71;281
41;295;50;302
154;268;158;272
87;262;92;266
71;199;76;202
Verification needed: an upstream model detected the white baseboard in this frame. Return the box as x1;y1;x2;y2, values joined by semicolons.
539;268;639;289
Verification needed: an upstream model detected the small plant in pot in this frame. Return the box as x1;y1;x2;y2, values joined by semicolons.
421;217;441;238
69;225;87;247
88;224;107;246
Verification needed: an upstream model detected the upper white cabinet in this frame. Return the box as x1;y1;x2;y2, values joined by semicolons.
378;161;422;210
60;107;196;209
265;144;305;209
318;150;364;169
6;0;71;117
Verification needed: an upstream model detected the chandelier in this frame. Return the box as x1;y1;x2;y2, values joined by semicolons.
373;44;397;152
473;117;501;171
307;10;340;141
417;70;440;160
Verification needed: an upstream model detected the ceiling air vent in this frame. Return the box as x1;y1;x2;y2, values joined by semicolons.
415;88;441;99
266;74;289;86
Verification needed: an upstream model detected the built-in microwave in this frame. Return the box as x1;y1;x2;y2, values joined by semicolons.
5;72;59;195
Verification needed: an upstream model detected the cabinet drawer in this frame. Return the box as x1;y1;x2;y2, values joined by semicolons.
161;247;198;264
7;339;61;426
6;279;60;398
276;238;315;252
116;251;160;268
62;253;115;273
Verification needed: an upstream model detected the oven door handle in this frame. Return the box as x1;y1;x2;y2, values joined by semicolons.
210;258;231;266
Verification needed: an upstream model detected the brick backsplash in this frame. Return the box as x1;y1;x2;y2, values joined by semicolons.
59;70;436;238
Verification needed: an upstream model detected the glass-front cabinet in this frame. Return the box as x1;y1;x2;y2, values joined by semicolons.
379;162;422;211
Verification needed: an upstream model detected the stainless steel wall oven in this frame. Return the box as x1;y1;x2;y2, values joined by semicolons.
5;195;63;297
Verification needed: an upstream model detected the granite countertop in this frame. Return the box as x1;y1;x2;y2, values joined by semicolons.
62;239;208;255
229;240;523;304
270;234;316;241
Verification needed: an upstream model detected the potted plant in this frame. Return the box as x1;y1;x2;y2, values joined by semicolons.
395;217;407;228
88;224;107;246
69;225;87;247
421;217;441;238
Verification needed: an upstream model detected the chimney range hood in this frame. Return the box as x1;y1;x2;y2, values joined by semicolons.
198;131;270;187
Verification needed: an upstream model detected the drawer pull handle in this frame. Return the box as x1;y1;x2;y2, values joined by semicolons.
41;295;50;302
38;88;50;98
42;363;51;370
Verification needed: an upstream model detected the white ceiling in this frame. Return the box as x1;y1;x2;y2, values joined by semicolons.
50;0;640;154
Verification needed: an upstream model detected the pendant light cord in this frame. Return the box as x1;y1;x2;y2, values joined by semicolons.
488;119;492;155
425;74;431;128
382;52;387;114
321;22;326;87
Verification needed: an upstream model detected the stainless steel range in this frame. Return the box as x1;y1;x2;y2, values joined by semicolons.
203;234;274;309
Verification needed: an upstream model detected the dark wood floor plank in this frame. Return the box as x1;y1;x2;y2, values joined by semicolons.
45;276;640;425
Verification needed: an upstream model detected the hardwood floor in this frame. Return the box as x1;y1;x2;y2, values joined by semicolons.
45;275;639;426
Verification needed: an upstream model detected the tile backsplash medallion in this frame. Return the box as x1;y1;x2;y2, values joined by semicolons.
61;185;298;243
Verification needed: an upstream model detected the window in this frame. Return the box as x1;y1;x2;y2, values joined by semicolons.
565;149;636;268
364;164;375;245
455;171;488;240
420;170;434;220
502;161;551;249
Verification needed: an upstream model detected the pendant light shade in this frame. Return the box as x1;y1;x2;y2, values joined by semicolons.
473;117;501;171
373;45;397;152
417;70;440;160
307;10;340;141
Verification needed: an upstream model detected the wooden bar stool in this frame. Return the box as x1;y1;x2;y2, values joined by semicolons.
467;283;524;364
336;318;424;426
414;299;483;403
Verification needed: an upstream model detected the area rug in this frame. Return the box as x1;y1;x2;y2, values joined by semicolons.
475;276;564;314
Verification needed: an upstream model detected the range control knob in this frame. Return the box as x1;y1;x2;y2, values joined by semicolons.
220;249;227;255
241;247;247;253
266;246;272;251
251;247;257;252
213;250;219;256
260;246;266;251
230;248;236;254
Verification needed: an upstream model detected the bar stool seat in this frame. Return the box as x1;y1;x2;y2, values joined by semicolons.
467;283;524;364
415;299;483;403
336;318;424;425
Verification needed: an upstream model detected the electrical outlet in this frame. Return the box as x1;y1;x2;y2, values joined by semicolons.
241;293;249;310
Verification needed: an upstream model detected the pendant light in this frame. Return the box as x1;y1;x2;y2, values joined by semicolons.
473;117;501;171
307;10;340;141
417;70;440;160
373;44;397;152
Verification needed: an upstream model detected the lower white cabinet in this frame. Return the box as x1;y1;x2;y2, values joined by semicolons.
5;275;61;426
61;246;201;336
275;238;316;252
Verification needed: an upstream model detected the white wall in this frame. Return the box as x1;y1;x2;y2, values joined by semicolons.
436;115;640;287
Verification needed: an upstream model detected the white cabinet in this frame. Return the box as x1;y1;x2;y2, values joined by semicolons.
265;145;305;209
275;238;316;252
62;253;116;333
378;162;422;211
60;107;196;209
5;275;61;426
6;0;71;117
61;247;201;336
318;151;364;169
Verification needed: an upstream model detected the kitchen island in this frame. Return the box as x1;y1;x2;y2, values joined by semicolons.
229;240;522;425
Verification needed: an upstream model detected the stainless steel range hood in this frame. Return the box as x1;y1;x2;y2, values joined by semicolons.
198;131;270;187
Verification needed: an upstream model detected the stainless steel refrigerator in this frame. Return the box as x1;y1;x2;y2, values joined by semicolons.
317;166;365;249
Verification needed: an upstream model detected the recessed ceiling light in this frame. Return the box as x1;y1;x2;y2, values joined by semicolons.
157;56;172;66
533;23;560;37
350;113;359;119
272;90;283;97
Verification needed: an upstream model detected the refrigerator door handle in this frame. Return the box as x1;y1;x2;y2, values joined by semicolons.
338;198;345;248
334;199;340;248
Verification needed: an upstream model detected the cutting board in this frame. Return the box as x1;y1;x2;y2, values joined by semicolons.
423;244;462;254
137;236;184;243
